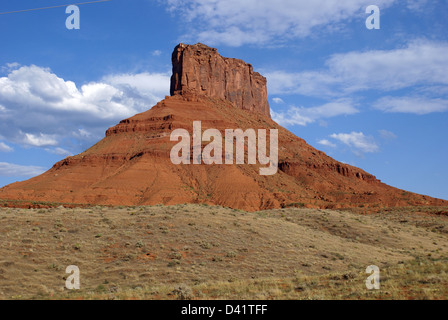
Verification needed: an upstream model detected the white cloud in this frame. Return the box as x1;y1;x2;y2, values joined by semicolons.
23;133;58;147
165;0;397;46
272;97;284;104
330;132;379;154
0;65;171;151
103;72;170;99
1;62;20;74
272;99;358;126
271;109;311;127
0;142;13;152
374;96;448;115
266;40;448;97
6;62;20;68
0;162;46;177
75;129;92;138
152;50;162;56
266;70;336;96
326;40;448;92
318;139;336;148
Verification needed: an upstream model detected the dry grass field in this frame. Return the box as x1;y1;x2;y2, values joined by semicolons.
0;203;447;300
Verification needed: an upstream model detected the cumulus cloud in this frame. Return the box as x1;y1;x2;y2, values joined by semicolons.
271;99;358;126
330;132;379;154
266;40;448;97
0;65;170;152
0;162;46;177
164;0;397;46
374;96;448;115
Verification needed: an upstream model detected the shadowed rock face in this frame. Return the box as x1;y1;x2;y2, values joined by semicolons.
170;43;271;118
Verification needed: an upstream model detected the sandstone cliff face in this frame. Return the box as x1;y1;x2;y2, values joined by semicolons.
170;43;271;118
1;44;447;211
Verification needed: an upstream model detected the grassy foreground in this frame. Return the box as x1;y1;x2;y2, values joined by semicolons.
0;204;447;300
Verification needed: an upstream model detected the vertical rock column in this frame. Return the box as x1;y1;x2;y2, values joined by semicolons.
170;43;271;118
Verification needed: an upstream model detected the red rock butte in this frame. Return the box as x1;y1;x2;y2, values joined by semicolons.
0;43;447;211
170;43;270;117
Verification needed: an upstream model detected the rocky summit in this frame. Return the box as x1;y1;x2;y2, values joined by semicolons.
0;43;446;211
170;43;270;117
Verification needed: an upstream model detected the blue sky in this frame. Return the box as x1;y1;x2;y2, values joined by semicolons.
0;0;447;200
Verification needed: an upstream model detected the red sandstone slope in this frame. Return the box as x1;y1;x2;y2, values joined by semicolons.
0;44;446;211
